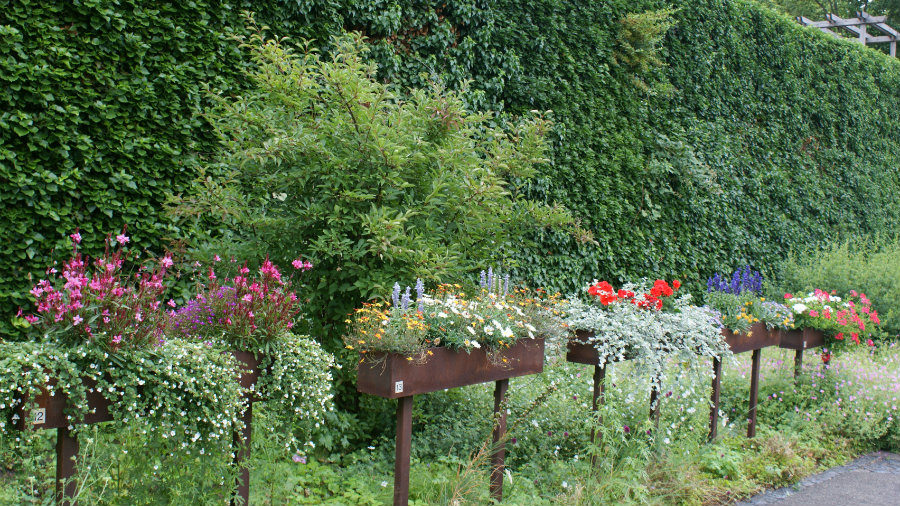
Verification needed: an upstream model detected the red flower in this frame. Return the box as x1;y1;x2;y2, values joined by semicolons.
672;280;681;290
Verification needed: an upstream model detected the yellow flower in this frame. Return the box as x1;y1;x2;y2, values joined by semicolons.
346;345;354;350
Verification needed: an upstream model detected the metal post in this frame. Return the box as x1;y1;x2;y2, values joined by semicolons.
794;349;803;379
393;396;413;506
590;364;606;467
56;426;79;506
709;358;722;441
231;400;254;506
748;349;761;438
490;379;510;502
649;387;660;426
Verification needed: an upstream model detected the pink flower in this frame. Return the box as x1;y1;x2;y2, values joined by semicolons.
866;339;874;347
168;299;176;307
112;335;122;344
72;315;83;326
809;310;819;318
784;293;793;299
116;234;130;245
242;294;253;302
25;315;38;323
161;254;174;269
214;255;221;262
70;231;82;244
208;267;216;281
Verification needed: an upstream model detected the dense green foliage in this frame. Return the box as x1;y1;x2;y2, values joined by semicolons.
171;26;581;362
0;0;248;336
488;0;900;294
3;0;900;338
774;236;900;335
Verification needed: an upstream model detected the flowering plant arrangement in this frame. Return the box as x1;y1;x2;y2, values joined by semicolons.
20;229;171;351
565;279;729;389
705;267;793;334
586;278;681;312
346;269;560;360
3;230;246;452
165;256;311;351
165;255;334;449
783;289;880;346
3;231;333;466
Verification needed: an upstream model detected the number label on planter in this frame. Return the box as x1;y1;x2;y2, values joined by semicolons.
394;381;404;394
31;408;46;426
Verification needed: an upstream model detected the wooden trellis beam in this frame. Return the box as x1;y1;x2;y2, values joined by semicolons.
798;11;899;58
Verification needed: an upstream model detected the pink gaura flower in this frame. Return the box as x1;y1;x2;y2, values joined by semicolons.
168;299;176;307
70;231;82;244
242;294;253;303
112;335;122;344
208;267;216;281
72;315;83;326
214;255;221;262
161;254;174;269
116;233;129;245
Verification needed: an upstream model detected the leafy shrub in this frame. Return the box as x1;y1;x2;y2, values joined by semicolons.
774;236;900;336
169;23;585;358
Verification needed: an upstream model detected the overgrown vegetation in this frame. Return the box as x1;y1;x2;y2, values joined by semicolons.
3;343;897;505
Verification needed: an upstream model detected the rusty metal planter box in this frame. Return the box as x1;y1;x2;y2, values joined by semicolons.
14;376;113;430
357;338;545;399
566;330;608;365
778;328;825;350
722;322;779;354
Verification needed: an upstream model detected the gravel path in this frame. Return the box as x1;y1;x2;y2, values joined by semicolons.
733;451;900;506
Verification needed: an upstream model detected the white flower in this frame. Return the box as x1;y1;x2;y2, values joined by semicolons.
792;303;808;314
471;341;481;349
562;481;568;488
381;481;388;488
272;192;287;201
484;326;495;335
438;311;449;319
500;327;514;338
467;326;476;335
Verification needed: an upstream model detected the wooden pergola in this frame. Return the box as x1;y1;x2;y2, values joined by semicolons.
798;11;900;57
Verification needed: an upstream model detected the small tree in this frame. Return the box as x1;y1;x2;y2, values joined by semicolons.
171;19;586;357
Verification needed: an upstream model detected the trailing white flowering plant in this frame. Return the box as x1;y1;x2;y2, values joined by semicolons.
346;270;565;360
564;279;730;391
165;255;335;450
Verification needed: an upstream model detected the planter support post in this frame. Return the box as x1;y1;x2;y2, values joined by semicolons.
394;395;413;506
56;426;79;506
747;349;761;438
490;379;510;502
793;349;803;379
232;400;254;506
590;363;606;467
709;357;722;441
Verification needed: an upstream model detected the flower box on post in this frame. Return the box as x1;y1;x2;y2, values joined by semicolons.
710;322;779;441
13;376;113;506
721;322;778;354
777;328;825;379
357;337;545;506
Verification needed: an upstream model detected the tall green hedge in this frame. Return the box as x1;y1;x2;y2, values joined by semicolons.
0;1;247;335
487;0;900;293
3;0;900;336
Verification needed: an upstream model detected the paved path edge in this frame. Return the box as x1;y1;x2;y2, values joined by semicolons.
734;451;900;506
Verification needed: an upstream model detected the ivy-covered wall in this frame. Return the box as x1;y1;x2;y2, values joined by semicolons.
2;0;900;335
